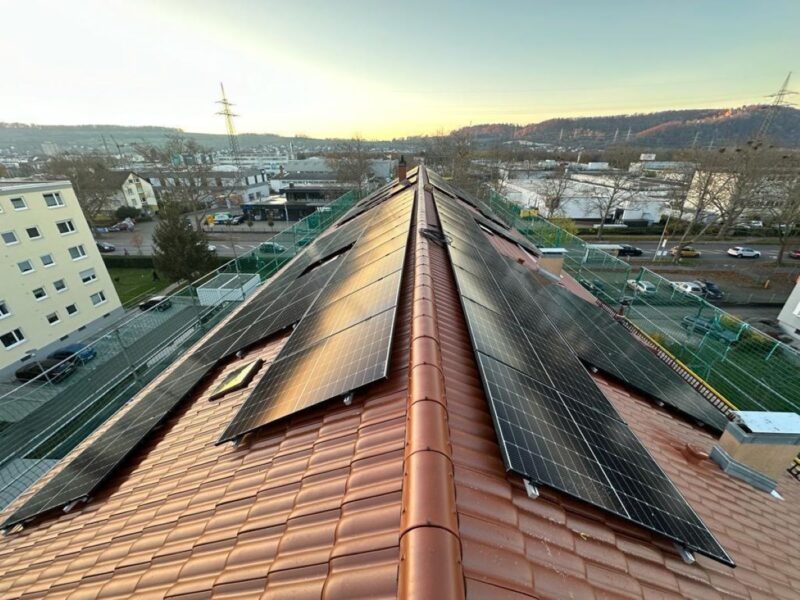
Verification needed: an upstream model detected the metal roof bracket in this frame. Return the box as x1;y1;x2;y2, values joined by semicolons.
674;543;696;564
524;479;540;499
343;393;354;406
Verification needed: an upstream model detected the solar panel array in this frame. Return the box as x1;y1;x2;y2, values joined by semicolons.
433;190;733;566
2;183;406;528
2;353;218;528
218;188;415;442
528;284;729;432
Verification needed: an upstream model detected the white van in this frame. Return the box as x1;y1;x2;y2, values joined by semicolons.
213;212;232;225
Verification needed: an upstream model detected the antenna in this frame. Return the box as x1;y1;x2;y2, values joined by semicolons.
755;72;796;142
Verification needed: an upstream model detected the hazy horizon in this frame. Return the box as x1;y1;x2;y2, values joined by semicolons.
2;0;798;139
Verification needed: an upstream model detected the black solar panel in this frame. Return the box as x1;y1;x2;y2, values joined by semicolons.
3;357;217;528
217;189;413;442
435;198;733;567
531;286;729;432
218;308;397;442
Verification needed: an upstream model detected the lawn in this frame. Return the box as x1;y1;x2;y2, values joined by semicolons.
107;268;169;306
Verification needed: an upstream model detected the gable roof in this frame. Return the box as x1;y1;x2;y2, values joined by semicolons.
0;166;798;599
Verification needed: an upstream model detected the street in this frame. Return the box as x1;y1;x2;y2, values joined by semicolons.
613;240;800;267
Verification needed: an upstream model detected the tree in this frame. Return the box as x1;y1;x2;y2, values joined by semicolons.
763;176;800;265
539;167;571;217
152;199;216;281
134;135;214;230
328;136;372;194
116;206;140;220
711;146;774;238
590;171;636;239
131;232;145;256
45;155;120;229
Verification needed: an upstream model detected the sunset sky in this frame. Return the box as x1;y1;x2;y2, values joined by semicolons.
2;0;798;139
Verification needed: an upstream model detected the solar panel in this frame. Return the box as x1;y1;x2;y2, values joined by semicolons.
3;356;218;528
477;353;732;566
218;308;397;442
531;285;729;431
435;199;734;567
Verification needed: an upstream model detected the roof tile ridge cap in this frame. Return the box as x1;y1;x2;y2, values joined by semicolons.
398;166;465;600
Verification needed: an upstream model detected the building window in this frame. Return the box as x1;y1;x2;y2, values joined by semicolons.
0;300;9;319
66;303;78;315
1;231;18;245
10;197;27;210
90;290;107;306
41;254;55;267
46;312;60;325
80;268;97;284
53;279;67;293
17;260;34;274
56;220;76;235
1;328;25;349
33;287;48;301
44;192;65;208
26;226;42;239
68;245;87;260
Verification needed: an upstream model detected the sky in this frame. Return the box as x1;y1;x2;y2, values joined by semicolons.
1;0;798;139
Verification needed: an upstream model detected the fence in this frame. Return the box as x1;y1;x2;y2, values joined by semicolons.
483;191;800;416
0;190;360;509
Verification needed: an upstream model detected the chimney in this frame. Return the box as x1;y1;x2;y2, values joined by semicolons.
710;411;800;493
397;155;408;182
536;247;566;277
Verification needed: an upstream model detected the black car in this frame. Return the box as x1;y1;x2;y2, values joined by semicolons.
96;241;116;253
139;295;172;312
15;359;77;383
695;280;724;301
617;244;643;257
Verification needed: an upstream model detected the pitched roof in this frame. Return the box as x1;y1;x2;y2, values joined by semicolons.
0;166;798;599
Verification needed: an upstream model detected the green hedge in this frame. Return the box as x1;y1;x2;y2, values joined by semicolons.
102;255;155;269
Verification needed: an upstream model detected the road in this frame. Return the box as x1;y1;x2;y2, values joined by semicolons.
95;218;296;258
614;240;799;267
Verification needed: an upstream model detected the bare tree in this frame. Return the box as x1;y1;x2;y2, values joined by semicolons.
763;176;800;265
711;146;774;238
539;167;571;217
328;136;372;195
591;171;636;239
134;135;215;230
131;232;145;256
45;155;120;230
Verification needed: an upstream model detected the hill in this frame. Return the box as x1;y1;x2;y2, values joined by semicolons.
452;106;800;148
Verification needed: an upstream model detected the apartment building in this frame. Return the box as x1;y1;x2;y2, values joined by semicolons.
112;171;158;213
0;180;123;374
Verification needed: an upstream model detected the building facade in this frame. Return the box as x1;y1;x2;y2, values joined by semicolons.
117;172;158;213
0;181;123;373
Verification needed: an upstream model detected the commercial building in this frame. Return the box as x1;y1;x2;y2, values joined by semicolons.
0;167;797;599
0;180;123;374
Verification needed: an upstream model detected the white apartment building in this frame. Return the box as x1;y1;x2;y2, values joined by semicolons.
0;180;123;374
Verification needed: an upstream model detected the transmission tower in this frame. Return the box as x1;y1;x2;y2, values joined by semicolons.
754;72;796;143
216;82;242;208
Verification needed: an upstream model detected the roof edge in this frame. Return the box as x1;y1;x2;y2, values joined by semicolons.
398;166;465;599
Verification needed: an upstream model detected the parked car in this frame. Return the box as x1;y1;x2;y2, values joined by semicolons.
96;241;116;253
671;281;705;296
790;249;800;260
727;246;761;258
259;241;287;254
578;277;605;295
670;246;701;258
694;280;724;301
47;343;97;365
15;359;77;383
229;215;244;225
139;295;172;312
625;279;656;295
207;243;217;253
213;212;232;225
681;316;739;344
617;244;643;257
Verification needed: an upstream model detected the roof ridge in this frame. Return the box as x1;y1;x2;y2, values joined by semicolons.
398;166;465;599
